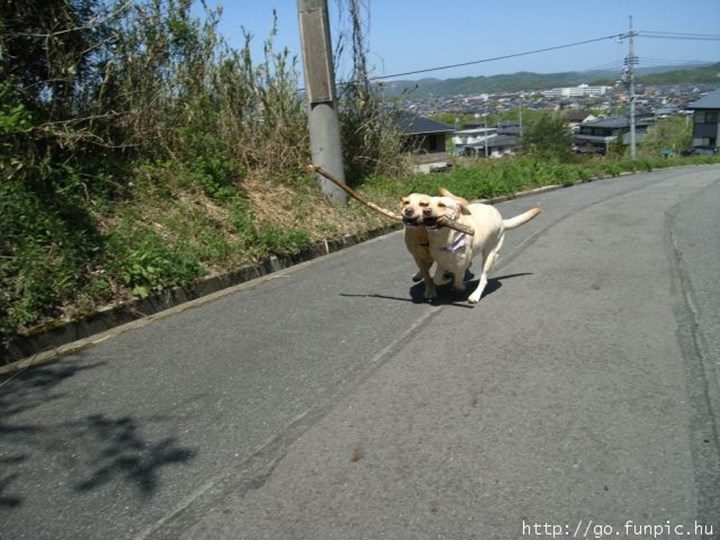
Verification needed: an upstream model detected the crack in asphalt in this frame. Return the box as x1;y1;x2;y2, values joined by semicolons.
663;176;720;531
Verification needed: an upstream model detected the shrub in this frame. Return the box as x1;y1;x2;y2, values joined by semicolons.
520;112;575;163
104;226;206;299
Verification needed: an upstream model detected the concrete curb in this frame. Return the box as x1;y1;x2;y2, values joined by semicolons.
1;169;655;374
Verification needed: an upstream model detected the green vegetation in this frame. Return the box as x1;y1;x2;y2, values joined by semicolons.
359;154;719;208
0;0;398;349
642;116;693;154
520;112;576;162
0;1;718;356
637;63;720;86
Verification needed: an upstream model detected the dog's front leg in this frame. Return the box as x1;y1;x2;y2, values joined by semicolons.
422;276;437;300
419;264;437;300
467;274;487;304
413;256;437;300
452;263;470;296
468;236;503;304
467;253;492;304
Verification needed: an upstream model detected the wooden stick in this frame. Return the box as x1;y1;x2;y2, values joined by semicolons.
308;165;402;221
435;215;475;236
308;165;474;236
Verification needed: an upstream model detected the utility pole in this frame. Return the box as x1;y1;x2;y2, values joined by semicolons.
484;106;489;158
624;15;638;159
518;93;523;136
297;0;348;205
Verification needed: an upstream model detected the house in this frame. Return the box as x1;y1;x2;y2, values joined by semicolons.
455;121;522;158
574;115;653;155
453;127;498;151
395;113;456;172
497;121;523;137
687;88;720;148
653;104;679;119
462;134;519;158
395;113;455;155
565;110;597;133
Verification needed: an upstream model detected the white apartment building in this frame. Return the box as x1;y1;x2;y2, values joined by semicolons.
543;84;610;99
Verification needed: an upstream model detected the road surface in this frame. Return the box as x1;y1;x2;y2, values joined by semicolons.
2;165;720;539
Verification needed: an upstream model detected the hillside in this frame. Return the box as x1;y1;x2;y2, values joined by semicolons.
379;62;720;98
637;62;720;85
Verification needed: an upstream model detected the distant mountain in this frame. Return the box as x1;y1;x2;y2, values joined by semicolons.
636;62;720;85
377;62;720;99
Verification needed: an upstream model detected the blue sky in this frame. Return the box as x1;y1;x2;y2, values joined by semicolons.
196;1;720;81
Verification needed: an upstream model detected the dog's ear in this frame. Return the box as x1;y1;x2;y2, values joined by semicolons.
438;187;471;215
436;197;461;217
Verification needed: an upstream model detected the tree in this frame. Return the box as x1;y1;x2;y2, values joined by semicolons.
335;0;407;181
644;116;692;154
520;111;575;162
0;0;104;118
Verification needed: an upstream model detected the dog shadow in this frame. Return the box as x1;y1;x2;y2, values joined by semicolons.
340;272;534;307
409;271;534;304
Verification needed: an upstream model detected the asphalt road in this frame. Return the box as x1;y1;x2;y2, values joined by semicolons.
2;165;720;540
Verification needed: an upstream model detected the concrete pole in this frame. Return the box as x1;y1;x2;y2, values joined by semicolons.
627;16;638;159
297;0;348;205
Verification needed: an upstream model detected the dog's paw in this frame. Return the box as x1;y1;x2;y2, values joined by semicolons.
423;286;438;301
467;291;482;304
411;271;423;282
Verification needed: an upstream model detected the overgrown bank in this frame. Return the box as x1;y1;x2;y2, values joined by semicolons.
0;0;404;356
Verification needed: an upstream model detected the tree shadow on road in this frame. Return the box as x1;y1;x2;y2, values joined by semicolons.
71;413;194;498
0;357;195;508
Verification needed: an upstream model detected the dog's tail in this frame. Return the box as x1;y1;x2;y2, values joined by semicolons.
503;207;543;230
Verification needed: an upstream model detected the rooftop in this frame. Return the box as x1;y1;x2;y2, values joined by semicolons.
582;116;653;129
395;112;455;135
687;88;720;109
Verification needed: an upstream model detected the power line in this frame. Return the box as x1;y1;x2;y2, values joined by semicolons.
367;33;623;82
640;30;720;39
639;35;720;42
328;27;717;91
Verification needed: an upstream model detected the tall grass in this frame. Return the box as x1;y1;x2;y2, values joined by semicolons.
0;1;309;345
0;0;409;350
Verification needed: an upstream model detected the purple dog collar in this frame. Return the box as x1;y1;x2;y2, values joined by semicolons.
439;234;467;253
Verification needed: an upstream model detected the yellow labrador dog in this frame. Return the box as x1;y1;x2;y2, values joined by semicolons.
399;193;438;300
422;189;542;304
399;192;470;300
